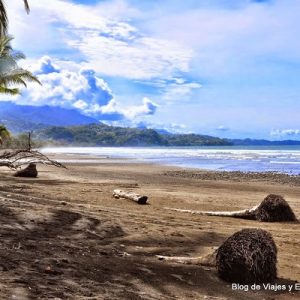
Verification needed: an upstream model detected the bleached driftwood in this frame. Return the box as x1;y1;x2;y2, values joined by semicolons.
157;250;217;266
164;194;298;222
163;205;259;220
0;149;66;169
113;189;148;204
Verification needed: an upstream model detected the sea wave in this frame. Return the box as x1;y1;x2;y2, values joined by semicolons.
41;146;300;174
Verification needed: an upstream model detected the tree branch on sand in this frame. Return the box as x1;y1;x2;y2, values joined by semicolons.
164;194;297;222
0;148;66;169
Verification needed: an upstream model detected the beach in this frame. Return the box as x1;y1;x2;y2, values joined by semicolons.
0;154;299;299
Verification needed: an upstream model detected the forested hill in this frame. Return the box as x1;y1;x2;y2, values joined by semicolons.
34;123;231;146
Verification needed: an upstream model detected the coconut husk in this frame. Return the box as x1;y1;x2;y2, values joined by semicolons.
216;228;277;284
255;194;297;222
14;163;38;178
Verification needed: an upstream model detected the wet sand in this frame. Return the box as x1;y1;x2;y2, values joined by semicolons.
0;155;299;299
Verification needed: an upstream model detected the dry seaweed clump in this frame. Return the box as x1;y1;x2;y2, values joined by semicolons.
216;229;277;284
255;194;297;222
14;163;38;178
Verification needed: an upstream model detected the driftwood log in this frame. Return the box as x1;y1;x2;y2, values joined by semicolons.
113;189;148;204
157;228;278;284
157;249;217;266
164;205;258;220
164;194;297;222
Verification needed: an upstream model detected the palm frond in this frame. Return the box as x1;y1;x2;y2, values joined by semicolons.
0;73;28;87
0;69;42;87
0;36;26;74
23;0;30;14
0;35;14;55
14;69;41;85
0;86;20;95
0;60;18;75
0;1;30;36
12;51;26;61
0;0;8;36
0;35;41;94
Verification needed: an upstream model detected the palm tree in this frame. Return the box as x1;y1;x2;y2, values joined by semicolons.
0;35;40;95
0;124;10;145
0;1;30;35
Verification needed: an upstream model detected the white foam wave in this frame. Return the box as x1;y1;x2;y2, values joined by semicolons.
41;146;300;174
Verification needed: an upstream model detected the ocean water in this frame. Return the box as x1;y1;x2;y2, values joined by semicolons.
41;146;300;175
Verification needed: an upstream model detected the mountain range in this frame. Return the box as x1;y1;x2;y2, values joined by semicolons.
1;101;300;146
0;101;97;133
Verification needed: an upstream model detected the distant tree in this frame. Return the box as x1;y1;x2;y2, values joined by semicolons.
0;124;10;145
0;0;30;36
0;35;40;95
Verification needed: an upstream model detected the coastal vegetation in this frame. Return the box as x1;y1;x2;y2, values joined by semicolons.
0;131;43;149
34;123;231;146
30;123;300;147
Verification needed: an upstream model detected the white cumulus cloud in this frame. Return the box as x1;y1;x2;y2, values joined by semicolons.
19;57;114;111
122;97;158;119
2;56;159;122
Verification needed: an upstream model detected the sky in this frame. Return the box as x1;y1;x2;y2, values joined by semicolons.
3;0;300;139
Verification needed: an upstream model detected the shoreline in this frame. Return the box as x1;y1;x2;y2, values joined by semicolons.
46;152;300;186
41;145;300;176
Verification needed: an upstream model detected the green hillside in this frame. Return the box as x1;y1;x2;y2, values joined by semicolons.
34;123;231;146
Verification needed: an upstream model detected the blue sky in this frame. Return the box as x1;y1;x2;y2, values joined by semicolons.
3;0;300;139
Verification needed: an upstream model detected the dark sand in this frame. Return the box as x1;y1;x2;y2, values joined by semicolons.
0;155;299;299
